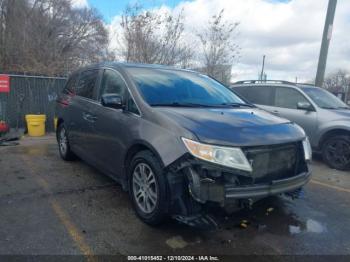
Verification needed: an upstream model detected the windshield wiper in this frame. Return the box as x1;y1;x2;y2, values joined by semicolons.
150;102;255;108
321;106;337;109
322;106;350;110
150;102;214;108
220;102;255;108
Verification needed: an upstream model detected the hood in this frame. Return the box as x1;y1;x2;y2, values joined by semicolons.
156;107;305;147
325;108;350;119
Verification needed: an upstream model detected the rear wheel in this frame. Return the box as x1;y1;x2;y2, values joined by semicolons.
322;135;350;170
129;150;168;225
57;124;76;161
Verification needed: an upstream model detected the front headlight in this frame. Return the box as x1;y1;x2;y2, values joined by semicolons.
302;137;312;161
182;137;252;172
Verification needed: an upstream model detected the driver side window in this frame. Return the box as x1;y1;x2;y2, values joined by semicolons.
100;69;126;99
274;87;308;109
99;69;140;115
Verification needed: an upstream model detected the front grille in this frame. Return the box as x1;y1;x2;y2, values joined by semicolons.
243;142;304;183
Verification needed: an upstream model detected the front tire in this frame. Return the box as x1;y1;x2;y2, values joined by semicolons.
57;124;76;161
129;150;168;225
322;135;350;170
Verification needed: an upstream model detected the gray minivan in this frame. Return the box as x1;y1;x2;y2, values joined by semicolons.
232;80;350;170
56;64;311;226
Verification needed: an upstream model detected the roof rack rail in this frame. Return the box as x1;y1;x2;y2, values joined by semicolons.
296;83;316;86
232;80;297;85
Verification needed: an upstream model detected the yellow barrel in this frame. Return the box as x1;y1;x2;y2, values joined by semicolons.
54;117;58;131
25;114;46;137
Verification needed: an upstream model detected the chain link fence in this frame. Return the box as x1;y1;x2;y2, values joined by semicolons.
0;74;67;132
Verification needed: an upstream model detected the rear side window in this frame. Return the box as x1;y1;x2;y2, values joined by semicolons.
63;74;78;94
274;87;308;109
75;69;99;99
234;86;273;106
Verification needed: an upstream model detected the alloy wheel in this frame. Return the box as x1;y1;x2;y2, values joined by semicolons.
59;127;68;156
132;163;158;214
325;138;350;168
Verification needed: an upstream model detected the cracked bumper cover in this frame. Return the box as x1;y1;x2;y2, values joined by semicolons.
189;169;311;204
224;171;311;200
167;152;311;210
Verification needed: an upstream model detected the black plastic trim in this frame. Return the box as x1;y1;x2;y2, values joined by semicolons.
224;171;311;199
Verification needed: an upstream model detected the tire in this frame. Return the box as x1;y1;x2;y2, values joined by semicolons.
57;123;76;161
129;150;168;225
322;135;350;170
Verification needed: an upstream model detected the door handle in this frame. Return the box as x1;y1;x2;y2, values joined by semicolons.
272;110;280;115
82;112;97;122
82;112;90;121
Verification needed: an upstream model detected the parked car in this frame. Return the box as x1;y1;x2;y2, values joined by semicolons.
232;80;350;170
56;64;311;226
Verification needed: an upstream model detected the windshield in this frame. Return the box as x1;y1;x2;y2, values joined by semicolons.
127;67;247;107
302;87;349;109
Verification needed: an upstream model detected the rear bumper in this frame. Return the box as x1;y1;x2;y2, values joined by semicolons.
224;171;311;200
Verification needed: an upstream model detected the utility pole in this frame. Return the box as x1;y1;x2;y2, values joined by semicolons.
315;0;337;87
260;55;265;81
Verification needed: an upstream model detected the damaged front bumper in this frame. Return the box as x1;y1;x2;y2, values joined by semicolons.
224;171;311;199
166;142;311;227
167;152;311;211
186;165;311;206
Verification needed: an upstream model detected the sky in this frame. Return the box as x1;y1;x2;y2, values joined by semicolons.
71;0;350;83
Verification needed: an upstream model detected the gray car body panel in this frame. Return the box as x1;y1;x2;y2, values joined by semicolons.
56;63;307;188
232;83;350;150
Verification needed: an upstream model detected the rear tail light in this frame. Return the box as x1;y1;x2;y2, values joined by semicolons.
0;121;9;133
57;92;74;107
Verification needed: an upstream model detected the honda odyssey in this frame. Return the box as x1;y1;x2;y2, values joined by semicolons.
56;63;312;226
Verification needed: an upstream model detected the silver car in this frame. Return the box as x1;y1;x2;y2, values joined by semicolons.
232;80;350;170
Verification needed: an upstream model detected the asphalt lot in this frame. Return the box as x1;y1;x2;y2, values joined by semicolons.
0;135;350;258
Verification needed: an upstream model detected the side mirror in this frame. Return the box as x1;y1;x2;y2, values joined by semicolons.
101;94;124;109
297;101;313;111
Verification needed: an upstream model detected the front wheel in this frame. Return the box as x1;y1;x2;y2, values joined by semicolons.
129;150;168;225
322;135;350;170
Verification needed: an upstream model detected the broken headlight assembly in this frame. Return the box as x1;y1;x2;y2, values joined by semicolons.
302;137;312;161
182;137;253;172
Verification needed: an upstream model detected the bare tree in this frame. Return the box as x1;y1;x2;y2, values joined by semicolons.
0;0;29;71
324;70;350;90
197;9;240;84
0;0;110;76
117;4;193;67
324;69;350;102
